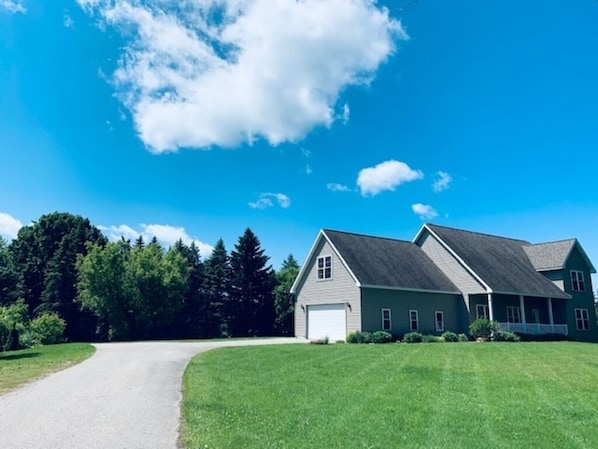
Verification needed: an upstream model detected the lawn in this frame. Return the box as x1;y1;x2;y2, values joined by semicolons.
0;343;95;394
182;342;598;449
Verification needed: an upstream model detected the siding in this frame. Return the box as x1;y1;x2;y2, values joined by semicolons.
361;288;468;336
294;238;361;338
563;246;598;341
417;230;486;297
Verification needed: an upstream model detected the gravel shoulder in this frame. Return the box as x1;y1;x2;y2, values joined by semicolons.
0;338;297;449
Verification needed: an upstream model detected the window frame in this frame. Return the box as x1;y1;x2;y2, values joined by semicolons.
435;311;444;332
316;255;332;281
570;270;585;292
575;308;590;331
506;306;521;324
476;304;489;320
409;309;419;332
381;308;392;331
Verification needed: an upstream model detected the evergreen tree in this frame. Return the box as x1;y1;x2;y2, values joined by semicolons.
9;212;107;340
0;237;18;305
229;228;276;337
203;239;231;337
273;255;300;335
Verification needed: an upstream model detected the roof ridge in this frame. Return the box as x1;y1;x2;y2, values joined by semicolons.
426;223;530;244
528;238;576;246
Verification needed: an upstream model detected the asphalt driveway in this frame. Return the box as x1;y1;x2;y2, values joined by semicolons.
0;338;297;449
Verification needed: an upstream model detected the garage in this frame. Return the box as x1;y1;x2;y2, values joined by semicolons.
307;303;347;341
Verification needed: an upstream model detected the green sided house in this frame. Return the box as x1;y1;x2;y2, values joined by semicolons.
290;224;597;342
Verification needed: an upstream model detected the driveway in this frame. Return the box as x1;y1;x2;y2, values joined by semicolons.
0;338;297;449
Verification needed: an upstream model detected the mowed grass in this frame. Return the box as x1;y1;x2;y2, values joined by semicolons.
182;342;598;449
0;343;95;394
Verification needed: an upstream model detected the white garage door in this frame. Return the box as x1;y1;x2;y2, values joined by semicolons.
307;304;346;341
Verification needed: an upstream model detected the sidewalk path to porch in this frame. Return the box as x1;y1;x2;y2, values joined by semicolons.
0;338;298;449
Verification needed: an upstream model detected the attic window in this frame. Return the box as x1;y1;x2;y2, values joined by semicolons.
317;255;332;280
571;270;585;292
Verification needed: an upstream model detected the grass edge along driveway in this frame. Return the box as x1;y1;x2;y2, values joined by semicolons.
182;342;598;449
0;343;96;394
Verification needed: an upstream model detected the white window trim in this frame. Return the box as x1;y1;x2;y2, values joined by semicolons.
409;309;419;332
435;311;444;332
316;255;333;281
381;308;392;331
476;304;489;320
575;308;590;331
570;270;585;292
506;306;521;324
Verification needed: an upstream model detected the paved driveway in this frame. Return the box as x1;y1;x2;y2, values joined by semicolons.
0;338;297;449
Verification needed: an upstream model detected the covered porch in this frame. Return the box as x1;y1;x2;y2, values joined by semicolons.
469;293;569;336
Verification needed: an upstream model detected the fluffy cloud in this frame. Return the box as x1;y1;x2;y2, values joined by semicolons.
78;0;406;152
357;159;423;196
0;0;26;14
99;223;214;257
248;192;291;209
327;183;351;192
0;212;23;240
433;171;452;193
411;203;438;220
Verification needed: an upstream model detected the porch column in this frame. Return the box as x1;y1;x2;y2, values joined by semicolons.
488;292;494;321
519;295;527;333
548;297;554;333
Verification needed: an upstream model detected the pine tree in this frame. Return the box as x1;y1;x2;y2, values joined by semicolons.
203;239;231;337
229;228;276;337
273;254;300;335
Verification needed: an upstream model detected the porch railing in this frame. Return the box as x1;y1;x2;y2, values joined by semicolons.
497;322;568;336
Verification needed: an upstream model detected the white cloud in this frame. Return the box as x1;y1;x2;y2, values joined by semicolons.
63;13;74;27
249;192;291;209
357;159;423;196
0;211;23;240
0;0;26;14
99;223;214;257
433;171;452;193
305;164;312;175
78;0;407;152
327;183;351;192
411;203;438;220
341;103;350;124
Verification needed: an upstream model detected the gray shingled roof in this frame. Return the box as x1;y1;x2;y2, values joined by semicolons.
523;240;576;271
426;224;570;299
323;229;459;292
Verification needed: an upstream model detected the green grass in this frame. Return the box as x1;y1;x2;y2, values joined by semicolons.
0;343;95;394
182;342;598;449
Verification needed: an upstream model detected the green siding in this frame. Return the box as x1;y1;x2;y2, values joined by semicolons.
361;288;468;336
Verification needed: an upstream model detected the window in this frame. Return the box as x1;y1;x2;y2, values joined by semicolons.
476;304;489;320
435;311;444;332
575;308;590;331
317;255;332;280
409;310;419;331
506;306;521;324
571;270;585;292
381;309;392;331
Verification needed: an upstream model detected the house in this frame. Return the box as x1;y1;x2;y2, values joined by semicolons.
291;224;597;342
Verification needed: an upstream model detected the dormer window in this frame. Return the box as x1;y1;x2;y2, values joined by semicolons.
571;270;585;292
317;255;332;280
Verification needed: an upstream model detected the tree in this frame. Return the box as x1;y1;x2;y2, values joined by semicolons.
9;212;107;341
273;255;299;335
228;228;276;337
0;237;18;305
203;239;231;337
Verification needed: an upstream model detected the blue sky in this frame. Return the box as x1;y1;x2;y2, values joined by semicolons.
1;0;598;285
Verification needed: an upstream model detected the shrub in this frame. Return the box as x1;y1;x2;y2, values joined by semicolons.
371;330;393;344
29;313;66;345
403;332;423;343
458;333;469;342
346;331;372;344
469;318;499;339
493;331;521;342
422;334;440;343
517;333;568;342
310;336;329;345
441;331;459;342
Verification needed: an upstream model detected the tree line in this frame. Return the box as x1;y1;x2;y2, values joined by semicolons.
0;212;298;342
